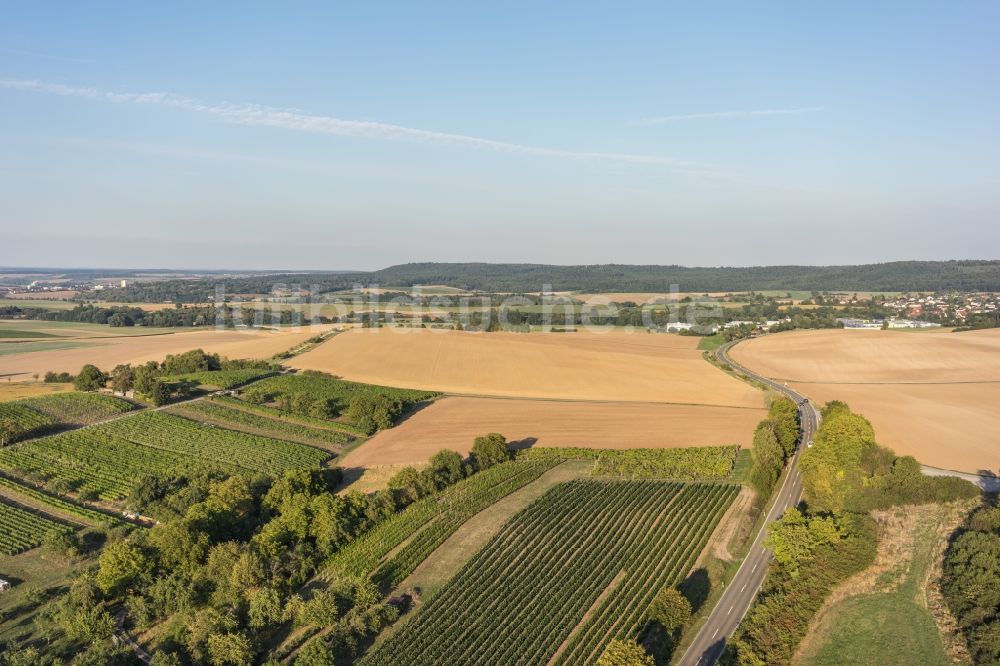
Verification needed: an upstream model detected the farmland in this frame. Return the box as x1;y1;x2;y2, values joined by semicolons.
340;396;764;468
243;372;439;414
0;411;331;499
362;480;738;665
159;367;278;389
167;398;356;449
731;328;1000;472
0;500;71;555
0;392;137;443
0;476;120;527
0;323;334;380
292;328;762;407
325;458;560;587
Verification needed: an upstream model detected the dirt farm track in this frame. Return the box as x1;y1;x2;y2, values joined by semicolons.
731;328;1000;474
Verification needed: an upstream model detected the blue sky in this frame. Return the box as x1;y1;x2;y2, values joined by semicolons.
2;2;998;270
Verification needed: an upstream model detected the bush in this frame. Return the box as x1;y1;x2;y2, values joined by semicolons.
472;432;509;470
942;503;1000;665
73;365;107;392
596;640;655;666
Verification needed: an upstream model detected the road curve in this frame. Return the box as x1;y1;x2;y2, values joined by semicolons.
676;341;820;666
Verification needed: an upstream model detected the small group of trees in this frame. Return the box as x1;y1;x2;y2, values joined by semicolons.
747;397;798;502
596;586;693;665
386;435;510;504
941;503;1000;664
799;402;978;513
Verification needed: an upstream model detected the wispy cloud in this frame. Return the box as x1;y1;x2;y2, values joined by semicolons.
628;107;823;126
1;78;700;169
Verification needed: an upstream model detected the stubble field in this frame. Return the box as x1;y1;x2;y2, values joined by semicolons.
730;328;1000;473
0;324;333;379
341;396;764;468
292;328;761;407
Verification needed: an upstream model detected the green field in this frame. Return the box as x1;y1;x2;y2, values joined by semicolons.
168;398;356;449
0;476;121;527
0;411;330;500
160;368;278;389
518;445;739;480
0;340;92;357
0;328;57;338
697;332;726;351
242;372;439;419
325;459;560;587
0;318;178;337
362;480;738;666
799;505;958;666
0;499;71;555
0;392;137;443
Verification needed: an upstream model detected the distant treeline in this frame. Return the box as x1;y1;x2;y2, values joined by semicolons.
0;304;332;327
97;260;1000;302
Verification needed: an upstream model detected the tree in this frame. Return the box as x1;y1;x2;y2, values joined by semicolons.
747;420;783;499
0;417;19;446
647;587;692;631
96;540;151;596
74;364;107;391
295;638;335;666
763;508;843;575
596;640;655;666
427;449;465;489
472;432;509;470
387;466;435;504
345;392;401;434
42;529;80;558
110;364;136;393
248;588;283;629
206;632;252;666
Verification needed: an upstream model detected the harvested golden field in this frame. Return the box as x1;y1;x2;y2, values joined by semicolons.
731;329;1000;473
0;381;73;400
341;396;765;468
292;328;761;407
0;325;332;379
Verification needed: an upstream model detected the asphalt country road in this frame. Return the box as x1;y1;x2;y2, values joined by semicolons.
676;340;819;666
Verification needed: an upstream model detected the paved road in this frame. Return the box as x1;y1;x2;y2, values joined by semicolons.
676;341;820;666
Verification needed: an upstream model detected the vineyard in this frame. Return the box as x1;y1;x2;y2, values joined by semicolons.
325;459;559;586
241;373;439;415
0;476;121;527
212;396;366;435
168;399;355;449
362;480;738;666
518;445;740;480
0;392;136;444
0;411;330;500
159;368;277;389
0;499;72;555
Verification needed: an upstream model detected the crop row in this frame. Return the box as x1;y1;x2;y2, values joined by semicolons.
170;400;354;448
160;368;277;389
213;396;367;435
0;411;330;500
372;460;560;588
0;476;121;527
324;460;557;582
21;391;137;424
0;500;71;555
242;373;438;414
518;445;739;480
362;480;737;665
0;392;137;444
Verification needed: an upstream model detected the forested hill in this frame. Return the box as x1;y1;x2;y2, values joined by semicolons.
369;260;1000;292
99;260;1000;302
